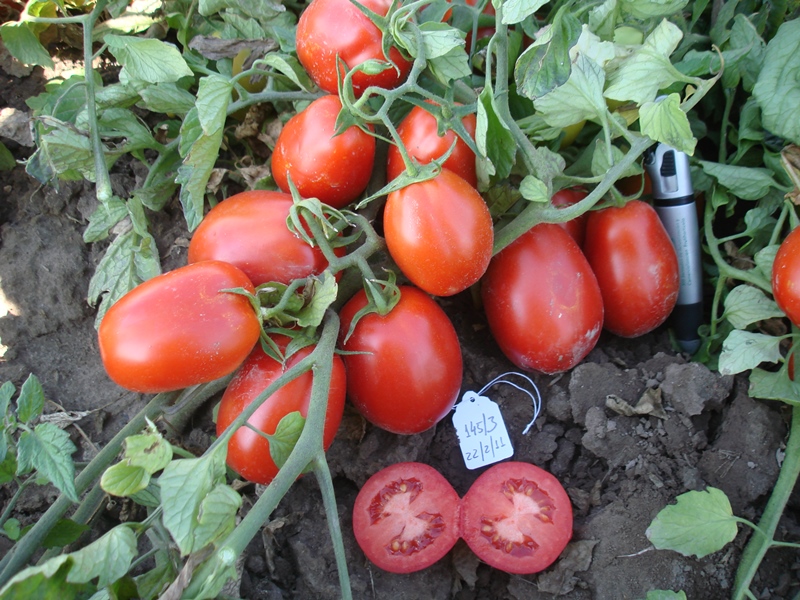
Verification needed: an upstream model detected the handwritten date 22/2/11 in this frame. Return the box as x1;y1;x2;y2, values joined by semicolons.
452;392;513;469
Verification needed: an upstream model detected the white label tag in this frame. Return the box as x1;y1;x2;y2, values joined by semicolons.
452;391;514;470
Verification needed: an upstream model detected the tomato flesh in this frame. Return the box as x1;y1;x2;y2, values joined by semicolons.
461;462;572;574
352;462;461;574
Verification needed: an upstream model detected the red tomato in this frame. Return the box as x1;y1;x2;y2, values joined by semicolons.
584;200;679;338
481;223;603;374
216;338;346;485
338;286;463;434
296;0;412;97
98;261;260;393
550;187;589;247
385;103;477;188
773;226;800;327
352;462;461;573
187;190;331;287
384;169;493;296
461;461;573;574
272;95;376;209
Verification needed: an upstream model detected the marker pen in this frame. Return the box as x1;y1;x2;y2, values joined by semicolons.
644;143;703;354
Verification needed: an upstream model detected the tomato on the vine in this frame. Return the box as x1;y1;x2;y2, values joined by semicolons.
352;462;461;573
384;169;493;297
461;461;573;574
338;286;462;435
773;226;800;327
583;200;679;338
216;338;347;485
98;261;260;393
271;95;376;209
188;190;331;287
385;103;477;188
296;0;412;97
481;223;603;374
550;187;589;247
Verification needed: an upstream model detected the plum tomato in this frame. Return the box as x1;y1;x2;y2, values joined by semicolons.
352;462;461;573
338;286;463;435
98;261;260;393
385;103;478;188
271;95;376;209
481;223;603;374
296;0;412;97
773;226;800;327
187;190;331;287
216;337;346;485
384;169;493;297
461;461;573;574
583;200;679;338
550;187;589;247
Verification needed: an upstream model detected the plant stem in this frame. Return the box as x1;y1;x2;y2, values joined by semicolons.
733;403;800;599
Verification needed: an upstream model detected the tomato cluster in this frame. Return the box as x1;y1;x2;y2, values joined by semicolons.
352;461;572;575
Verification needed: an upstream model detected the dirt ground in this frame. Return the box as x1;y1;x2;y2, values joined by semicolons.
1;56;799;599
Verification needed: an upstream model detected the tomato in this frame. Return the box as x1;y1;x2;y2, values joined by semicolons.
188;190;331;287
583;200;679;338
773;226;800;327
616;172;653;197
385;102;477;188
559;120;585;149
98;261;260;393
338;286;463;434
384;169;493;297
481;223;603;374
216;338;346;485
352;462;461;573
461;461;573;574
550;187;589;247
296;0;412;97
271;95;376;209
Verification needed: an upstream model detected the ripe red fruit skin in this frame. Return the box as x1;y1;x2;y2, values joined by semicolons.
773;226;800;327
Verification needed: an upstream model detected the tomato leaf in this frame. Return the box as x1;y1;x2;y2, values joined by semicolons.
0;142;15;171
718;330;782;376
519;175;548;203
722;285;783;329
749;368;800;405
104;35;193;84
619;0;689;20
16;424;78;502
64;525;137;588
476;85;515;180
3;518;21;542
40;519;90;550
83;197;128;243
16;373;45;424
646;487;738;558
753;18;800;145
0;448;16;485
123;424;173;472
267;411;306;470
0;22;54;68
698;161;782;201
294;271;338;328
101;462;151;497
0;556;90;599
534;54;606;128
590;138;643;179
192;484;242;551
645;591;688;600
138;82;197;116
639;93;696;156
36;118;100;181
501;0;549;24
0;381;13;418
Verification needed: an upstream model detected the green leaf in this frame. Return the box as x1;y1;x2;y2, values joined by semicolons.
159;447;227;556
0;556;92;600
294;271;338;328
0;448;17;485
16;424;78;502
698;161;781;201
590;139;642;179
519;176;548;203
0;22;54;68
138;83;197;116
96;108;161;153
646;487;738;558
0;142;15;171
476;85;516;180
502;0;549;24
68;526;137;588
515;8;582;100
83;197;128;243
129;480;161;507
749;368;800;405
101;462;150;497
754;244;779;282
723;285;783;329
40;519;90;549
192;484;242;550
753;18;800;145
645;591;687;600
639;93;696;156
533;54;607;128
0;381;13;416
123;427;173;473
104;35;193;84
3;519;20;541
16;374;45;424
267;411;306;470
195;75;231;135
37;120;98;181
619;0;688;19
133;550;177;600
718;330;782;376
427;45;472;83
257;54;314;92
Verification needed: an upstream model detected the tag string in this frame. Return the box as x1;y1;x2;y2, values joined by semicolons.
477;372;542;435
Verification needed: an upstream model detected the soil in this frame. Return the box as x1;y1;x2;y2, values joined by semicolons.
1;56;799;600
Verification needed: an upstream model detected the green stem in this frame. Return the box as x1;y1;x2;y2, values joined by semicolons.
733;403;800;599
312;454;352;600
718;87;735;164
0;478;33;533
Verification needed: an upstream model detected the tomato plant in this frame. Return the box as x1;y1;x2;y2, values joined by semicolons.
352;462;461;573
583;200;679;338
295;0;412;97
772;226;800;327
271;95;376;209
384;168;493;297
187;190;332;287
481;223;604;374
98;261;261;393
385;102;477;188
338;286;462;435
550;187;589;247
216;337;347;485
461;461;573;574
